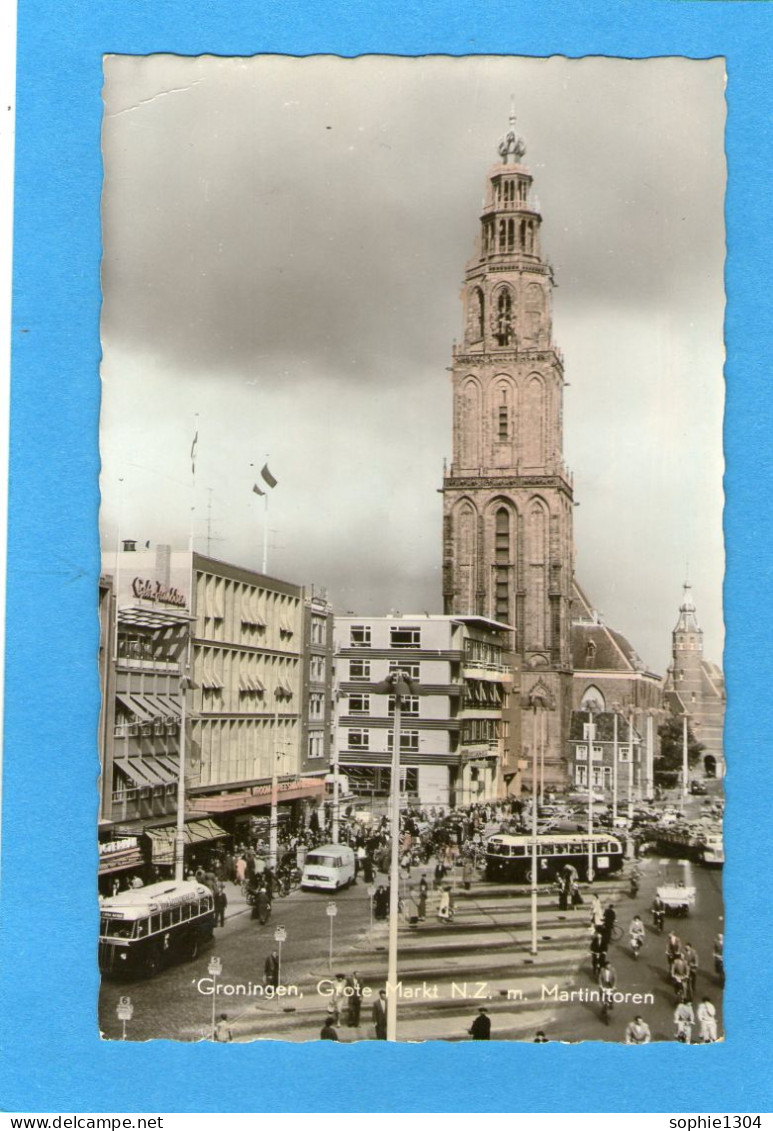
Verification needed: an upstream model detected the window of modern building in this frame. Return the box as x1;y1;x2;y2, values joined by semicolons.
387;730;420;753
311;616;326;645
390;626;421;649
388;660;420;679
388;695;420;717
309;692;324;720
347;729;370;750
310;655;325;682
349;658;371;682
350;625;371;648
347;694;370;716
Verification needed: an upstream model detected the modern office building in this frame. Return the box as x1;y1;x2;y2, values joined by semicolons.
334;613;517;807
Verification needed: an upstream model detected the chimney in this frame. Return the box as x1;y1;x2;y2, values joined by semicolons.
122;539;137;552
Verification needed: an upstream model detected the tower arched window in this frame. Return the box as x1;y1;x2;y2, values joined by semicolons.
498;219;507;253
507;218;515;252
496;289;513;346
585;640;597;663
494;507;511;623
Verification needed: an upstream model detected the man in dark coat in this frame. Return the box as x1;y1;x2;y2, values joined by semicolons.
264;949;280;988
468;1007;491;1040
372;989;388;1039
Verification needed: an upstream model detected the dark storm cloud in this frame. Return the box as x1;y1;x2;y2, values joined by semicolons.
100;55;725;671
102;56;724;384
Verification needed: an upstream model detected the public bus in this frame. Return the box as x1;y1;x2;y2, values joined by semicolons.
98;880;215;978
485;832;625;883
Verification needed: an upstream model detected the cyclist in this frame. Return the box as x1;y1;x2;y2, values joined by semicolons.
665;931;683;979
674;1000;695;1043
651;894;666;933
590;927;607;977
713;933;724;982
629;914;645;960
598;956;617;1024
625;1015;652;1044
671;950;690;1003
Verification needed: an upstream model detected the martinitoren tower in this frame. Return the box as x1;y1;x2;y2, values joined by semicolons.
441;116;574;786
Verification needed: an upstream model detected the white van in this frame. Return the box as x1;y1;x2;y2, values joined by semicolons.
301;844;356;891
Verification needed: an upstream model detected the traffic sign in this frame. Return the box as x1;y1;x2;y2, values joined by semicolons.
274;925;287;943
116;997;133;1022
208;956;222;976
326;901;338;917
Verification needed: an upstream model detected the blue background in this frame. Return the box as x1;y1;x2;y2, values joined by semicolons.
3;0;772;1114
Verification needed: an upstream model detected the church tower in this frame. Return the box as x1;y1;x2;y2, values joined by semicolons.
664;582;725;778
441;115;574;787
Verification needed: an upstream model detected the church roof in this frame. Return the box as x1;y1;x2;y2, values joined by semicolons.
570;581;646;673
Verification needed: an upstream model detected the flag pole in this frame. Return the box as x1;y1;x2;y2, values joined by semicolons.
175;414;198;881
262;492;269;575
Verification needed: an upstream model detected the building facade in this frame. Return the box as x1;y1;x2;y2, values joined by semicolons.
663;582;725;778
334;614;515;807
99;545;331;873
441;115;574;789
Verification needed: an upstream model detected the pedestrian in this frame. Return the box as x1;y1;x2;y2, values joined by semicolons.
589;893;604;932
601;904;616;947
713;933;724;982
331;973;347;1024
417;877;428;921
320;1008;339;1041
468;1006;491;1040
462;858;474;890
264;949;280;989
697;997;718;1043
374;885;389;920
434;860;446;889
235;855;247;885
683;941;699;999
347;971;363;1027
372;989;388;1040
214;883;227;927
437;886;452;922
533;1030;549;1043
590;928;607;977
674;1000;695;1043
625;1015;652;1044
214;1013;233;1042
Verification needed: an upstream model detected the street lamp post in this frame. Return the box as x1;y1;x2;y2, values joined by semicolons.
326;901;337;971
629;710;633;818
269;706;281;870
366;883;376;931
682;712;690;801
374;668;420;1042
584;700;602;883
612;708;619;824
208;956;222;1039
530;699;540;956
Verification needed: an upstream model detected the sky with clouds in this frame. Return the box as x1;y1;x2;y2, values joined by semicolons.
99;54;726;674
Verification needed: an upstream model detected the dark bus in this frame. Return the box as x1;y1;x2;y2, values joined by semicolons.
485;832;625;883
99;880;215;978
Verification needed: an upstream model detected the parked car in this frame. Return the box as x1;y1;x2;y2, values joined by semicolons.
689;780;708;795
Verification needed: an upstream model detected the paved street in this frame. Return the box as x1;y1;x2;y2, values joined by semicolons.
99;839;723;1043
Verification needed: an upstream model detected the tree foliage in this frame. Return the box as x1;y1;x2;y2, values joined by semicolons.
655;716;704;786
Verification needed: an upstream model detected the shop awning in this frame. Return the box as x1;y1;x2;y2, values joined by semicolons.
187;777;325;813
145;818;228;865
115;754;180;788
116;692;181;723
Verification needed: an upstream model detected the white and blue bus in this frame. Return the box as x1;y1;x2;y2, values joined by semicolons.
485;832;625;883
99;880;215;978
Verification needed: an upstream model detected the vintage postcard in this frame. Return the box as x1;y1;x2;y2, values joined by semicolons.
95;54;726;1047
